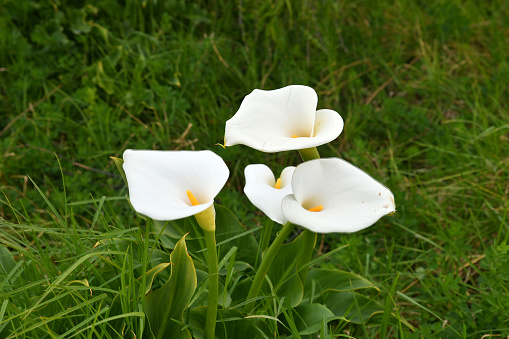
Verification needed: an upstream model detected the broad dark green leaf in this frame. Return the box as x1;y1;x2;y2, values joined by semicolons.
193;269;232;308
304;268;376;302
323;291;383;324
284;304;339;336
323;291;415;330
189;307;269;339
144;235;197;339
215;205;260;265
229;277;252;307
265;230;316;307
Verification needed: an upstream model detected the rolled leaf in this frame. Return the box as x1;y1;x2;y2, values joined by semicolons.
144;235;197;339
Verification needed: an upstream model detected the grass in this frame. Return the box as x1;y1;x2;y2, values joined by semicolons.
1;0;508;337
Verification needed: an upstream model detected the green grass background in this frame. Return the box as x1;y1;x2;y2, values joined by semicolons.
1;0;508;337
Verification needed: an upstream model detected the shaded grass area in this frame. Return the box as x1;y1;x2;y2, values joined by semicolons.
1;0;508;337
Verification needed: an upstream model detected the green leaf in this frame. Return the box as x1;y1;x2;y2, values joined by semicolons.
95;61;114;94
323;291;383;324
193;269;232;308
286;304;339;336
265;230;316;307
215;205;260;265
323;291;415;330
144;235;197;339
108;262;172;334
189;307;269;339
229;278;252;307
304;269;376;302
111;157;127;187
0;246;16;275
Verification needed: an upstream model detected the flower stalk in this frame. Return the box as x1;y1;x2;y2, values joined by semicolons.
259;218;274;254
121;150;230;339
203;228;218;339
193;204;216;232
298;147;320;161
191;204;219;339
244;221;297;313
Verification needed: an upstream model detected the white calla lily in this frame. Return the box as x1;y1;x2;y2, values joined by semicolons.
123;149;229;221
225;85;344;152
244;164;296;224
282;158;395;233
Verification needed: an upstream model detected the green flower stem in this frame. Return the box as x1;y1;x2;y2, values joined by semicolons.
255;218;274;269
204;229;218;339
298;147;320;161
260;218;274;253
244;222;297;313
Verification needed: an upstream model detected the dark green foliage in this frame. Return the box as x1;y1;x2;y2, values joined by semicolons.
1;0;508;337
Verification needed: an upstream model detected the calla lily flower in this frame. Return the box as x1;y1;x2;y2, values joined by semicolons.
224;85;344;152
122;150;229;222
244;164;296;225
281;158;395;233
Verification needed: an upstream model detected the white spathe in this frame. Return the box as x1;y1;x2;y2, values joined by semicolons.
244;164;296;225
123;150;229;221
225;85;344;152
281;158;395;233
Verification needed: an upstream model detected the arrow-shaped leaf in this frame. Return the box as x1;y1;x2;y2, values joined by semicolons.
144;235;197;339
